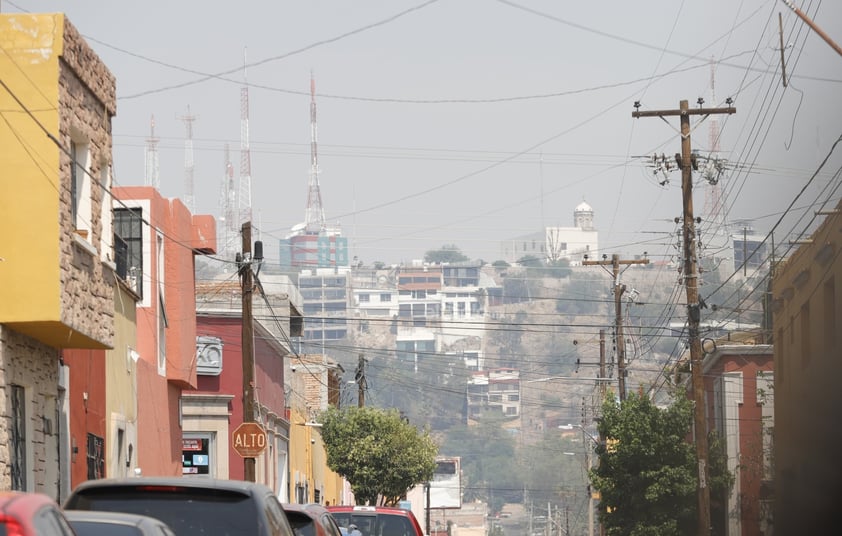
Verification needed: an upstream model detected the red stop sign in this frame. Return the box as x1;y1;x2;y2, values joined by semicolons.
232;422;267;458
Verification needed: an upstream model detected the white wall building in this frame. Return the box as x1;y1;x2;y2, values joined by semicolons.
500;201;599;264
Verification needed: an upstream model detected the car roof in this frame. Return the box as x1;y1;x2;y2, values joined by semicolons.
64;509;171;526
0;491;61;516
67;476;272;496
326;506;413;516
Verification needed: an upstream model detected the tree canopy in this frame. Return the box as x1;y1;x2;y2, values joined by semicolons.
318;406;438;506
439;416;523;514
589;392;733;536
424;244;469;264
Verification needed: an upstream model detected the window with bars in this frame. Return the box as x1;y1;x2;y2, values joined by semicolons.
87;433;105;480
113;208;143;297
10;384;26;490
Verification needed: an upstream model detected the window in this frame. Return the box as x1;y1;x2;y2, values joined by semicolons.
10;384;26;490
457;302;466;317
358;293;370;303
70;137;92;238
114;208;143;297
87;433;105;480
380;293;391;302
182;434;213;476
324;288;346;299
324;301;347;312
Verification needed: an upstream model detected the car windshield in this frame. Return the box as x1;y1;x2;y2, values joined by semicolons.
64;487;262;536
330;514;413;536
285;511;316;536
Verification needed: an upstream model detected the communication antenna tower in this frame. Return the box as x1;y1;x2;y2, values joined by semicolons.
702;59;728;241
238;49;253;227
304;72;326;234
179;106;197;213
218;143;238;262
144;114;160;189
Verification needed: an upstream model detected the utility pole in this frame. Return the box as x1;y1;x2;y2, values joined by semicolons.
583;254;648;401
239;222;256;482
599;329;606;401
633;99;736;536
780;0;842;58
355;354;367;408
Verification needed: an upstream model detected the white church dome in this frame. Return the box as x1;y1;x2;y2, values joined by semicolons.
575;200;593;212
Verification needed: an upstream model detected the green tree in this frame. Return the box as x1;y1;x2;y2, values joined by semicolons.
318;406;438;506
424;244;469;264
589;393;733;535
517;254;543;267
439;416;523;513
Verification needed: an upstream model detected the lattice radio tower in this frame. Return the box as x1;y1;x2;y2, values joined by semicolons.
218;143;238;261
304;72;326;234
702;60;728;241
238;50;253;228
179;106;197;213
144;114;160;189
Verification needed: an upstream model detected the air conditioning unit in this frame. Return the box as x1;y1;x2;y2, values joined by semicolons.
196;336;223;376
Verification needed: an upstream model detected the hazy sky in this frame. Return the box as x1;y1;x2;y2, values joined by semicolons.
8;0;842;266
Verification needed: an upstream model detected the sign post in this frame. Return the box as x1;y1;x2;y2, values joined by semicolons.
232;422;267;458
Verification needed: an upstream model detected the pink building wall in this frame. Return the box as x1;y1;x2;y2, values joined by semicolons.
113;186;215;477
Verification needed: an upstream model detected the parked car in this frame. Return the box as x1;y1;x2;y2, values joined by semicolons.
64;510;176;536
281;503;343;536
326;506;424;536
63;477;294;536
0;491;76;536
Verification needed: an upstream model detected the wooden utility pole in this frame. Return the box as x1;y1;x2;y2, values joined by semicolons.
599;329;606;401
633;99;735;536
355;354;367;408
240;222;256;482
583;254;648;401
781;0;842;58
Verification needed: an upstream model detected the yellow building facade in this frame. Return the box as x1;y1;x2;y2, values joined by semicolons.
0;12;117;498
771;199;842;533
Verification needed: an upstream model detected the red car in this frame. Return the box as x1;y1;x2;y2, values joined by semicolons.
282;503;343;536
326;506;423;536
0;491;77;536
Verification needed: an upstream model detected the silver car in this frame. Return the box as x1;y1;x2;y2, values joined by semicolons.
64;510;176;536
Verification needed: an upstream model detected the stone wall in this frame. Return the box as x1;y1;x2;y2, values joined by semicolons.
58;15;115;348
0;326;61;495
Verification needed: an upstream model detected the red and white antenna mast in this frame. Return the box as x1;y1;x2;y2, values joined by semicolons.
179;106;197;213
304;72;326;234
239;48;253;228
144;114;160;189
